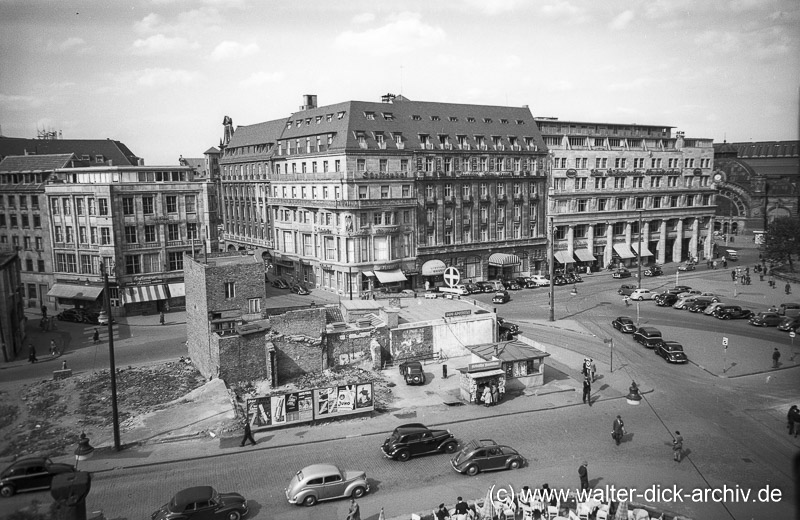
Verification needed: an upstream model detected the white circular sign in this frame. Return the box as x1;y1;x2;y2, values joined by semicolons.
722;336;729;346
443;267;461;288
790;331;796;338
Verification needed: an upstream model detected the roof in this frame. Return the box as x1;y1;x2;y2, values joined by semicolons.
299;464;340;478
204;146;220;154
0;153;77;173
172;486;214;507
468;340;550;362
0;136;140;165
226;119;288;150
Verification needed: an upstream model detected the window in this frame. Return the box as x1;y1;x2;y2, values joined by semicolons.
125;226;137;243
10;214;17;227
65;226;73;243
224;282;236;298
168;252;184;271
123;198;135;215
248;298;261;313
54;225;63;242
653;197;662;209
683;158;695;168
598;198;608;211
357;159;366;172
668;176;679;187
575;178;587;190
21;215;29;228
98;198;108;215
381;185;389;199
577;199;588;212
143;253;160;273
187;223;198;240
62;198;71;215
166;196;177;213
88;198;96;215
614;158;627;169
142;197;154;214
635;197;644;209
81;255;93;274
125;255;141;274
554;178;566;190
79;226;87;243
614;177;625;189
670;196;679;207
633;158;645;168
101;227;111;245
168;224;180;241
35;237;43;250
76;198;84;215
50;198;59;215
616;198;625;210
650;176;662;188
632;176;643;188
684;177;693;188
613;222;625;235
595;177;607;189
651;158;662;168
595;158;608;169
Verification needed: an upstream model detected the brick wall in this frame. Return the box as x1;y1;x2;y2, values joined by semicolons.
390;326;434;360
269;308;327;336
272;335;326;383
184;255;215;379
219;332;269;383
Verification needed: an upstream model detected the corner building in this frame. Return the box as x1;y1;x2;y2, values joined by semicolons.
220;94;549;295
535;119;717;269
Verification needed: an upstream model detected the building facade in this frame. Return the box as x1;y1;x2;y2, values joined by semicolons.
535;118;717;269
44;166;219;315
219;94;549;296
0;252;25;362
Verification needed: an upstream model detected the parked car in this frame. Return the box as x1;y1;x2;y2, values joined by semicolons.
643;265;663;277
673;295;705;310
1;457;74;498
565;272;583;283
714;305;754;320
527;275;549;287
677;263;696;271
748;312;783;327
450;439;525;476
777;316;800;332
492;291;511;304
612;269;632;279
151;486;249;520
703;302;727;316
612;316;636;333
381;423;458;462
271;279;290;289
676;290;702;298
687;299;715;313
439;285;469;296
513;277;531;289
655;340;689;364
725;249;739;261
553;275;568;285
56;308;97;323
670;285;693;295
285;464;368;506
506;280;522;291
96;310;112;325
464;283;482;294
777;303;800;317
498;317;519;338
633;327;663;348
695;292;720;301
399;361;426;385
291;284;310;295
629;289;655;301
618;284;637;296
655;293;679;307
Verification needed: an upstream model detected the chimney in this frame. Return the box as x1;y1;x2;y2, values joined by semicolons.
301;94;317;110
381;93;396;103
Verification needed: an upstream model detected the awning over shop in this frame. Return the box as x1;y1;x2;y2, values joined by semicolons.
421;259;447;276
574;249;596;262
468;368;506;378
613;243;636;259
362;271;375;278
488;253;521;266
47;284;103;301
554;251;576;264
633;243;654;257
122;284;168;304
374;269;407;283
167;283;185;297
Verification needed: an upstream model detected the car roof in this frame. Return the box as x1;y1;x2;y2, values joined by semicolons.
172;486;215;507
616;316;634;321
4;457;50;470
299;464;342;478
662;341;683;347
637;327;661;334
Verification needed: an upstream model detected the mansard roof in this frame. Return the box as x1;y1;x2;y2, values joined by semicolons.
0;136;140;165
0;153;77;173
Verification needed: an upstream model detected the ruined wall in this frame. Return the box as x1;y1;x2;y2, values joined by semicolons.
272;334;326;383
328;328;389;369
218;332;270;384
184;255;215;379
391;326;434;360
270;307;327;336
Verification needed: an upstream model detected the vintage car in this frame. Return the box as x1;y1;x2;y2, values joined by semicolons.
1;457;74;497
565;272;583;283
748;312;783;327
398;360;426;385
450;439;525;476
611;316;636;333
151;486;249;520
381;423;458;461
655;341;689;364
629;289;655;301
618;284;637;296
633;327;663;348
271;278;290;289
290;284;310;295
285;464;368;507
492;291;511;304
714;305;754;320
527;275;549;287
56;308;98;324
612;269;632;279
643;265;663;277
654;293;679;307
677;263;696;272
498;317;519;338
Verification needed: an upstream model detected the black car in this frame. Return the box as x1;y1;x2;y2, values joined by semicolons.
612;316;636;333
618;284;637;296
655;340;688;364
271;279;290;289
381;423;458;462
464;283;482;294
514;277;532;289
687;300;714;313
643;266;663;277
399;360;425;385
492;291;511;304
553;275;568;285
633;327;663;348
612;269;632;279
498;317;519;338
56;308;97;323
506;280;522;291
0;457;75;497
151;485;249;520
476;281;495;293
714;305;754;320
450;439;525;476
290;284;310;295
565;272;582;283
655;293;679;307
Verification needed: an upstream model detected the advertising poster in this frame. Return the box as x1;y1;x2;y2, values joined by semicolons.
272;394;287;424
356;383;373;409
246;397;271;427
285;390;313;422
336;385;356;412
315;387;339;417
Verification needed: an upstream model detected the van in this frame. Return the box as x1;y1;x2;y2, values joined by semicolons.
725;249;738;260
438;285;469;296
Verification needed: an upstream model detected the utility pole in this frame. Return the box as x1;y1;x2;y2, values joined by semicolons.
101;263;121;451
637;210;643;290
548;217;555;322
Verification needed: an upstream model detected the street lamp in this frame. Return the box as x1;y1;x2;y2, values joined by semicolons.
548;217;555;322
101;263;121;451
74;432;94;470
637;210;643;290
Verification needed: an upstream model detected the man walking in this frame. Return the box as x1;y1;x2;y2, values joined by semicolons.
159;311;165;325
612;415;625;446
93;328;100;344
773;348;781;368
240;419;256;447
672;431;684;462
346;497;361;520
582;377;591;406
578;461;589;491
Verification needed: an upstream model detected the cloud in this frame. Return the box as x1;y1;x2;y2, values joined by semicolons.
134;13;164;33
461;0;528;15
352;12;375;24
46;37;89;54
132;34;200;55
136;68;202;87
241;71;286;88
609;10;634;30
210;41;259;61
134;8;222;35
0;93;44;110
335;12;446;57
540;1;582;18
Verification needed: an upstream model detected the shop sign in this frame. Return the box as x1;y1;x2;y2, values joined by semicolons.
132;276;163;285
445;310;472;318
693;168;702;176
566;169;577;177
468;360;502;373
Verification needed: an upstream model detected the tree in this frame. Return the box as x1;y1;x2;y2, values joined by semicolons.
763;216;800;271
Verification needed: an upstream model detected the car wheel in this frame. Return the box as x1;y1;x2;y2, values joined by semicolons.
466;465;480;476
0;484;14;497
637;296;644;301
396;449;411;462
302;495;317;507
723;315;731;320
443;441;458;453
352;486;366;498
227;512;242;520
509;459;521;470
57;315;64;321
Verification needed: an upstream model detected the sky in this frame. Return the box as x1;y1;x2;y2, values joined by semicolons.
1;0;798;165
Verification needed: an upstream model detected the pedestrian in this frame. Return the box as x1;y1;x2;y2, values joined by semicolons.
578;461;589;491
772;348;781;368
491;382;499;406
712;260;717;270
786;283;792;295
159;311;165;325
61;360;67;370
442;363;448;380
612;415;625;446
434;503;451;520
672;431;684;462
590;359;597;382
582;377;592;406
50;339;57;356
41;304;47;318
454;497;470;520
581;358;589;378
346;497;361;520
723;258;727;268
93;328;100;344
240;419;256;446
731;269;736;282
745;267;750;275
788;405;799;436
624;295;630;307
706;259;711;269
482;384;492;407
28;344;37;363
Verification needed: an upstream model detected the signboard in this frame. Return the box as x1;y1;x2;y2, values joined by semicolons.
443;267;460;288
468;360;502;373
445;310;472;318
722;336;729;346
245;396;272;427
789;331;796;338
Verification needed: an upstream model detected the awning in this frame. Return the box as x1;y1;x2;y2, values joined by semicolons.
613;243;636;259
122;284;168;304
488;253;521;266
574;249;596;262
362;271;375;278
468;368;506;379
421;259;447;276
167;283;185;297
554;251;575;264
374;269;407;283
47;284;103;301
633;243;654;257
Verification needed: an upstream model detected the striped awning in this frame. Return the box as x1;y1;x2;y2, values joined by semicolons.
374;269;407;283
421;259;447;276
633;243;654;257
47;284;103;301
167;283;185;297
613;243;636;259
554;251;576;264
488;253;521;266
574;249;596;262
122;284;168;304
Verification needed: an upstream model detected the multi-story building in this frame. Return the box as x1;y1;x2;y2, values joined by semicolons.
0;252;25;362
535;118;717;269
220;94;549;296
44;165;219;315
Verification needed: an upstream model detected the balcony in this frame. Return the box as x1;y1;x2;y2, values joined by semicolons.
444;218;453;227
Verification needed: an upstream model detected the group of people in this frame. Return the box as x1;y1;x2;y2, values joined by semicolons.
480;382;501;407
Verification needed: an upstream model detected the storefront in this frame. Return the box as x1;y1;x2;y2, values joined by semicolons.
121;283;168;315
574;248;597;272
466;340;550;393
46;283;103;311
613;243;636;268
488;253;520;280
166;282;186;309
458;360;507;404
421;259;446;290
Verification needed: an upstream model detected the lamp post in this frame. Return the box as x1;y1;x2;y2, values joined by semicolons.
548;217;555;322
74;432;94;470
101;263;122;451
637;210;643;290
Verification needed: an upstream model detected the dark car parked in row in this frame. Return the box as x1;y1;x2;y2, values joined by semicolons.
271;278;290;289
655;340;689;364
612;316;636;333
643;265;663;277
618;284;637;297
492;291;511;304
714;305;754;320
381;423;458;462
1;457;75;497
57;308;98;324
654;293;679;307
498;317;519;338
399;361;426;385
777;317;800;332
633;327;663;348
476;281;496;293
291;284;310;295
612;269;632;279
748;312;783;327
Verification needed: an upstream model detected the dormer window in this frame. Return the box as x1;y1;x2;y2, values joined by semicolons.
337;111;346;119
483;118;493;124
286;121;293;129
382;112;394;120
449;116;458;122
364;111;375;120
516;120;525;125
500;119;509;124
295;119;302;127
412;115;422;121
431;115;440;121
467;117;476;123
327;114;333;122
95;156;104;163
316;115;323;124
